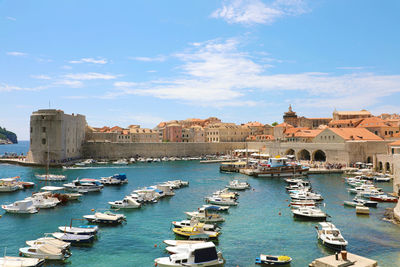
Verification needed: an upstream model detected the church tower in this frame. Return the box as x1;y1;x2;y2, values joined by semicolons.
283;105;298;127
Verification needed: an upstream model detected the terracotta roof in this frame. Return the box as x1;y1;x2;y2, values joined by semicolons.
389;140;400;146
284;127;309;135
157;122;167;128
357;117;393;128
328;128;383;141
329;119;363;126
275;122;293;128
110;126;124;132
307;118;332;120
243;121;264;127
257;135;275;140
294;129;322;138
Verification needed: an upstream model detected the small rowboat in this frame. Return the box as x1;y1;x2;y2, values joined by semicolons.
343;201;358;207
256;254;292;265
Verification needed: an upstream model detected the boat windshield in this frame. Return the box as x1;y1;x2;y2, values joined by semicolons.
194;247;218;263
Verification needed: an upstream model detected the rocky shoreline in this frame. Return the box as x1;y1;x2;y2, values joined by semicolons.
383;208;400;225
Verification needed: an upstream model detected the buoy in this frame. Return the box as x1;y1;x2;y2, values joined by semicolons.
155;263;158;266
154;244;157;248
19;252;22;256
91;209;95;212
285;199;288;202
288;204;290;207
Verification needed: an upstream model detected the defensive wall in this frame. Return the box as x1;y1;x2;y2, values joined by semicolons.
82;141;266;159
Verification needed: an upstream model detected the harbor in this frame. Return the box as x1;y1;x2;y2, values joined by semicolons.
0;143;399;266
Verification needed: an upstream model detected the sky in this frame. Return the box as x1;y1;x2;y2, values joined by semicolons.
1;0;400;140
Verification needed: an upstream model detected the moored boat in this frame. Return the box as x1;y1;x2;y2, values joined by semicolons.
292;207;327;221
172;223;220;239
52;232;95;244
0;256;45;266
58;225;98;235
19;244;71;260
370;195;398;203
154;242;224;267
2;199;38;214
315;222;348;251
108;196;141;209
255;254;292;265
83;211;126;224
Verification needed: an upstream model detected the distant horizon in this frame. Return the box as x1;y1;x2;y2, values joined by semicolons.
2;0;400;140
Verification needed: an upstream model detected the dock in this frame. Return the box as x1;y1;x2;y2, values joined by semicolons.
309;251;377;267
308;168;344;174
199;159;237;164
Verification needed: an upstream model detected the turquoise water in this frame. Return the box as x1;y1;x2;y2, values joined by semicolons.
0;144;400;266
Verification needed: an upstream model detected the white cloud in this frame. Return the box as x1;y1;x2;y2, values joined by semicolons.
0;83;45;92
64;72;117;80
54;80;83;88
61;65;72;70
31;75;51;80
103;38;400;109
69;58;108;64
129;56;166;62
336;66;368;70
6;51;27;56
211;0;309;25
6;16;16;21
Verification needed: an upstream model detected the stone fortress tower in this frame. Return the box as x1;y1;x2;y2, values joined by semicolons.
26;109;86;165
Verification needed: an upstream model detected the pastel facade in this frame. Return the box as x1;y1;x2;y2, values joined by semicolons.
205;123;251;142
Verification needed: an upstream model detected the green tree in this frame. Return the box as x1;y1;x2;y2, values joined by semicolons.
271;122;278;127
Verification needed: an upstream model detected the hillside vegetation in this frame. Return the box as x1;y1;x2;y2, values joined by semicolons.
0;127;18;143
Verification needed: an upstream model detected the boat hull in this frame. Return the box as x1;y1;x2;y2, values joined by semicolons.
318;237;347;251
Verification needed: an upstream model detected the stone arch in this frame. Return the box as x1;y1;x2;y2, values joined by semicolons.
297;149;311;161
313;150;326;162
385;162;391;173
378;161;383;171
285;149;295;156
367;156;372;163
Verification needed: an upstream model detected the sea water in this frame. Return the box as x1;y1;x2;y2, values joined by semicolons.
0;143;399;266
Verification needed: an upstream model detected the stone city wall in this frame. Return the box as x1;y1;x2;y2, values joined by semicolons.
82;142;266;159
392;155;400;221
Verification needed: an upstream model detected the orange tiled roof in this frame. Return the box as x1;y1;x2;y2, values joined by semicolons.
294;129;322;138
389;140;400;146
244;121;264;127
357;117;394;128
275;122;293;128
110;126;124;132
328;128;383;141
329;119;363;125
284;127;309;135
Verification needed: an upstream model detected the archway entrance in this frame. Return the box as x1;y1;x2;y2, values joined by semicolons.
367;156;372;163
297;149;311;161
385;162;391;173
285;149;295;156
313;150;326;162
378;162;383;171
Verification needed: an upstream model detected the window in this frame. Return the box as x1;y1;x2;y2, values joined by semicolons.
41;138;46;145
30;138;32;145
30;127;33;133
42;127;46;133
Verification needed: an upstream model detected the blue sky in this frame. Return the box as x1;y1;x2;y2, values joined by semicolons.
1;0;400;140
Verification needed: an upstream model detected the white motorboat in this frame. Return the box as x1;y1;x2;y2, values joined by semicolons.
0;178;23;192
167;180;189;188
52;232;94;244
63;179;103;192
205;196;238;206
26;192;60;209
58;225;98;235
19;244;71;260
2;199;38;214
154;242;224;267
201;204;230;212
129;158;136;163
292;207;327;220
112;159;128;165
35;174;66;181
108;196;141;209
185;208;225;223
100;173;128;185
172;219;219;231
316;222;348;251
40;186;82;201
290;191;323;201
226;180;250;190
26;237;70;250
83;211;126;224
0;256;45;266
156;184;175;196
163;240;205;247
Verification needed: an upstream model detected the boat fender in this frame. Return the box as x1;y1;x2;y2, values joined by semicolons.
288;204;290;207
154;244;157;247
279;212;281;216
19;252;22;256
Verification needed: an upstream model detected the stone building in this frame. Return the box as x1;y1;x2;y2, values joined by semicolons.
356;117;400;139
163;123;182;142
205;123;251;142
182;126;206;142
27;109;86;164
282;105;331;128
332;109;372;120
